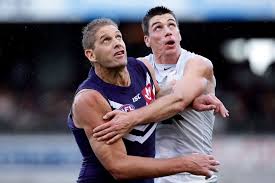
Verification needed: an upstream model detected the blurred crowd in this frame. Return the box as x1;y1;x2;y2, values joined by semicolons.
215;61;275;134
0;22;274;134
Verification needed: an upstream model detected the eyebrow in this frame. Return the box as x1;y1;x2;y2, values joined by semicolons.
167;18;176;23
115;30;122;35
151;18;176;28
99;30;121;40
99;34;108;41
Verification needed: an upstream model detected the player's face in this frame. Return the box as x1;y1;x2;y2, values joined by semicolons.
92;25;127;68
145;13;182;56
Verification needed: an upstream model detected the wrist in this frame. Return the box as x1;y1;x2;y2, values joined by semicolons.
180;156;193;172
130;109;144;126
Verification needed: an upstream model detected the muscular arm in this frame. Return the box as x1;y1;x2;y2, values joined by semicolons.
72;89;218;180
93;57;228;142
129;57;213;125
206;74;216;95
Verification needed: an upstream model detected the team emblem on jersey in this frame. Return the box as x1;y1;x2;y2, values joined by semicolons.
119;104;135;112
141;83;155;104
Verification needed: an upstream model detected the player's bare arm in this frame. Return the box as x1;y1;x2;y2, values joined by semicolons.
72;89;219;180
191;57;228;114
93;58;228;143
146;61;222;113
132;57;222;122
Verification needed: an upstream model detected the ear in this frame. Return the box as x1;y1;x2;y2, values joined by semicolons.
84;49;96;64
144;35;150;48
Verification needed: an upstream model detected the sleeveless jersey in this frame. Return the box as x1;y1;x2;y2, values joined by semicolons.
67;57;157;183
145;49;216;183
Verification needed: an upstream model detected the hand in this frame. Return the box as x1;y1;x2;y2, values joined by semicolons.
93;110;134;144
184;153;220;178
192;94;229;118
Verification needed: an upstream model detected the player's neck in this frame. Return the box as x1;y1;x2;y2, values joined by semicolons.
154;49;181;64
95;66;131;87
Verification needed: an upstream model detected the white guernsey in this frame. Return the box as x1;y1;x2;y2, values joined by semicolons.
146;48;217;183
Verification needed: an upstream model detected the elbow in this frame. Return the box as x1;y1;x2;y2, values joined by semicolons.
107;161;130;180
109;167;127;180
202;59;214;78
176;99;187;112
100;149;133;180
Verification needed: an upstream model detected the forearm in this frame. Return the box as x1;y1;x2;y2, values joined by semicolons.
131;93;185;125
110;154;193;180
90;127;218;179
131;77;207;125
90;135;192;180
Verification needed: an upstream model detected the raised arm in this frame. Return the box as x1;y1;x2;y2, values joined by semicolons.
72;89;219;180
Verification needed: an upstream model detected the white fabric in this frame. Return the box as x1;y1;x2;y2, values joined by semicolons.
145;48;216;183
155;174;218;183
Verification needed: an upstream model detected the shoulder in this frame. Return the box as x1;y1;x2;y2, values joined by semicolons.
185;55;213;72
137;57;151;68
127;57;146;70
72;89;111;128
128;56;150;65
136;57;160;93
127;57;152;76
73;89;106;118
138;53;154;65
74;89;103;106
127;57;142;65
136;57;155;77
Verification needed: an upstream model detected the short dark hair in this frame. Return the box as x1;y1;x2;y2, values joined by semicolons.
82;18;118;50
142;6;178;35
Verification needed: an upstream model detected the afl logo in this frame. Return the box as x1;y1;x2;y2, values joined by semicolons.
141;83;155;104
119;104;135;112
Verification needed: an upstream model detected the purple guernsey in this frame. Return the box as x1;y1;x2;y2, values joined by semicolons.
67;57;157;183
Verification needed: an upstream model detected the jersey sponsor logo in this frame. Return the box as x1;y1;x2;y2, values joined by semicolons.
119;104;135;112
164;67;172;70
132;93;141;102
141;83;155;104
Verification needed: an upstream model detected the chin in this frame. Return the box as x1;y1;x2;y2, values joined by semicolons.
119;57;128;66
165;49;178;55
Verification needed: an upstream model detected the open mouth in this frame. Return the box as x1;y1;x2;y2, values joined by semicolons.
165;40;175;46
114;50;125;57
